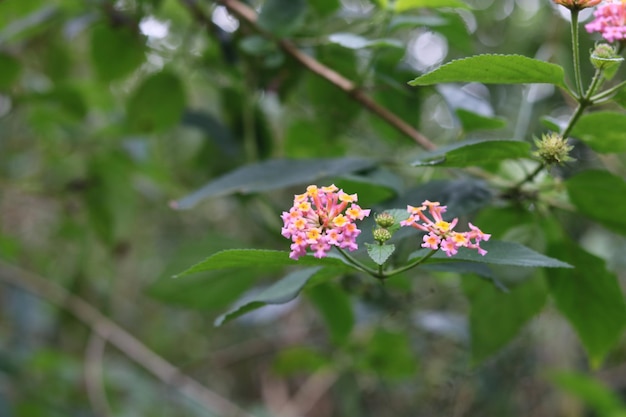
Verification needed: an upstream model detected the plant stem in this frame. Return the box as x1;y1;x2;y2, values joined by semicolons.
570;9;584;97
336;247;380;277
590;78;626;101
382;250;438;278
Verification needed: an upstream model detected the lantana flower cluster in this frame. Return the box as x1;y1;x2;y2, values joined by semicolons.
586;1;626;43
281;185;371;260
400;201;491;257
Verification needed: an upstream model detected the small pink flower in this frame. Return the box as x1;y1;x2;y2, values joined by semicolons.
586;1;626;43
401;201;489;257
281;185;371;260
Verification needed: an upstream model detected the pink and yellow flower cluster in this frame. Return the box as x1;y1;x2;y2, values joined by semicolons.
400;201;491;257
281;185;371;260
586;0;626;43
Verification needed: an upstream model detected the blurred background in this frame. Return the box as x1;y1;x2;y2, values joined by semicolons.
2;0;626;416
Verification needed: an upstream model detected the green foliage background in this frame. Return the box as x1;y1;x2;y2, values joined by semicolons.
1;0;626;416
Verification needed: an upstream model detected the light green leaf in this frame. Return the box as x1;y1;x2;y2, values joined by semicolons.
170;157;375;209
365;243;395;266
411;240;573;268
411;139;531;167
570;112;626;153
90;24;145;82
307;283;354;344
394;0;468;12
175;249;352;278
273;347;330;375
549;371;626;416
258;0;307;36
214;267;321;326
409;54;566;88
566;170;626;236
456;109;507;132
463;276;547;364
547;241;626;367
328;33;403;50
127;71;186;133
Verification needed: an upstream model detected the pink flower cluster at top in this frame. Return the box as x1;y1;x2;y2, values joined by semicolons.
281;185;371;260
586;1;626;43
400;201;491;257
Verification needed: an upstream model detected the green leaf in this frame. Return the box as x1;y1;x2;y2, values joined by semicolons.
411;240;573;268
328;33;403;50
0;52;21;90
356;329;418;379
273;346;330;375
307;283;354;344
566;170;626;236
170;157;375;209
409;55;566;88
549;371;626;417
175;249;352;278
456;109;507;132
570;111;626;153
394;0;468;11
90;24;145;82
547;241;626;367
215;267;322;326
258;0;307;37
309;0;341;16
411;139;531;167
365;243;395;265
127;71;186;133
463;276;547;364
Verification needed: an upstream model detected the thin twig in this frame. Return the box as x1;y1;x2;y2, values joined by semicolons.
277;370;339;417
85;332;114;417
193;0;436;150
0;261;256;417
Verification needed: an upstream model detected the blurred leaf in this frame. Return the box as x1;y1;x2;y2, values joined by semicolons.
566;170;626;236
171;157;375;210
409;55;566;88
365;243;395;265
570;111;626;153
309;0;341;15
127;71;185;133
0;52;21;90
90;24;145;82
328;33;403;50
258;0;307;37
394;0;468;11
456;109;506;132
410;240;573;268
307;282;354;344
175;249;352;278
215;266;322;326
422;262;507;291
411;140;530;167
357;329;418;379
463;276;547;363
0;4;57;44
273;346;330;375
547;241;626;367
334;169;401;207
549;371;626;417
35;85;87;119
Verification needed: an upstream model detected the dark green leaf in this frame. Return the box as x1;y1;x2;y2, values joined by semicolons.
566;170;626;236
547;241;626;367
0;53;21;90
411;240;573;268
309;0;340;16
394;0;468;11
549;371;626;416
307;283;354;344
570;112;626;153
171;157;375;209
90;24;145;82
411;140;531;167
258;0;307;37
409;55;566;88
357;329;418;379
456;109;507;132
365;243;395;265
215;267;321;326
127;71;186;133
463;276;547;363
175;249;352;278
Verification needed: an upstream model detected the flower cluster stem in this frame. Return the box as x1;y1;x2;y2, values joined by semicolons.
336;247;380;277
570;9;584;97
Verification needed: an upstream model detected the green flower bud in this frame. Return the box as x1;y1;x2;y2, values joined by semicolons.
590;43;623;80
533;133;575;165
373;227;392;243
375;212;395;228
